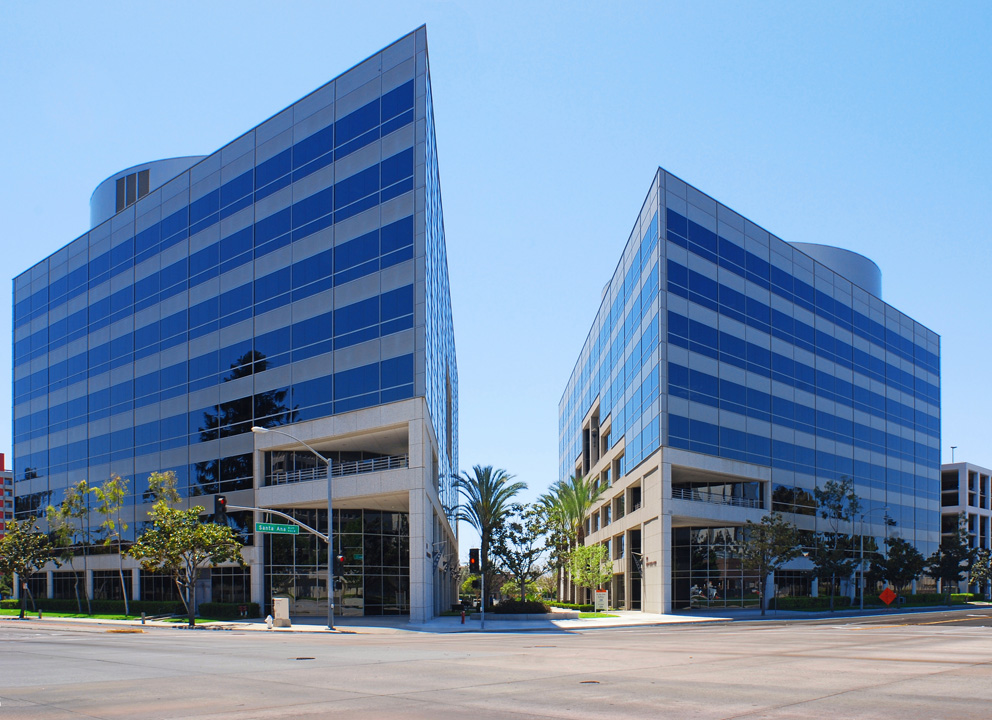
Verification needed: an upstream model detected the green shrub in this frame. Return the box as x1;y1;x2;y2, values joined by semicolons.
492;599;548;614
547;602;594;612
198;602;260;619
775;596;847;611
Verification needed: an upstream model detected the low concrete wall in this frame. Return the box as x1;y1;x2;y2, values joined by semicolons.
470;612;579;621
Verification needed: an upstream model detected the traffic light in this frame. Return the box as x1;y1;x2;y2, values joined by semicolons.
214;495;227;523
333;554;345;576
468;548;479;574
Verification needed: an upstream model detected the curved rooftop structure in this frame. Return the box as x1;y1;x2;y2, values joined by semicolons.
89;156;206;228
790;242;883;298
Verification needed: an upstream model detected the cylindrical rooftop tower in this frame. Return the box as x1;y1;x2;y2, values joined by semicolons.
89;156;206;229
790;242;883;298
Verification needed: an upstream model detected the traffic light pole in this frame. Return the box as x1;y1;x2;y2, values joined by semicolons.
250;426;334;631
225;500;335;631
326;461;334;632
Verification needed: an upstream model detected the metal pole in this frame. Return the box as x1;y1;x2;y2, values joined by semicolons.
859;506;889;612
252;426;334;631
859;518;864;612
327;459;334;631
480;557;485;631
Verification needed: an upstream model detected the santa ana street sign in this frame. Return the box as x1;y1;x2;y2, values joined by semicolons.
255;522;299;535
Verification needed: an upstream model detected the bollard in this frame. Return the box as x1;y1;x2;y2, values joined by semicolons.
461;609;465;624
141;612;146;625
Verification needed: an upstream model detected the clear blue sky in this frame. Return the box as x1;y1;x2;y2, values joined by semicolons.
2;2;989;553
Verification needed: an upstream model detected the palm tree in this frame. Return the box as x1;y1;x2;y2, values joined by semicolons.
539;475;603;601
455;465;526;605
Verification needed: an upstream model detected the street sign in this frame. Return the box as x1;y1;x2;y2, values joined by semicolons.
594;590;608;612
255;522;299;535
879;587;897;605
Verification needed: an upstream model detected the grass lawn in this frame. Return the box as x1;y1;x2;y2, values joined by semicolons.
1;608;138;620
0;608;236;624
578;612;618;619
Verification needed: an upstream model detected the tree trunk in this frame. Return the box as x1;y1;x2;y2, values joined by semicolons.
118;548;130;617
83;533;93;615
73;572;82;614
83;517;92;615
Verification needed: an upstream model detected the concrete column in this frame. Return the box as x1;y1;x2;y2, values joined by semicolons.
85;569;94;600
408;489;430;623
660;458;673;614
250;546;265;608
12;572;20;600
641;516;663;613
811;577;819;597
47;570;55;599
765;573;776;609
131;568;141;602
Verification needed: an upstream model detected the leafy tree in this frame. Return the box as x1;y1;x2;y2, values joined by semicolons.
538;474;602;601
735;513;800;616
812;477;861;610
500;579;539;600
926;514;974;601
0;518;53;619
460;574;479;598
454;465;526;605
128;471;245;627
970;548;991;599
491;504;546;601
46;479;92;614
568;543;613;600
870;537;925;595
534;573;557;600
93;474;130;616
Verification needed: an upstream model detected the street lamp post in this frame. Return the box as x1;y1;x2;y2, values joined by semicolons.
252;426;334;631
859;506;890;612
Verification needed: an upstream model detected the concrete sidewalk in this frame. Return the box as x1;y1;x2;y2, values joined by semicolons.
5;602;984;635
199;608;731;634
1;608;728;634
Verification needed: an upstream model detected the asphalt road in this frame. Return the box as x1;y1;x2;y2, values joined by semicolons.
2;608;991;719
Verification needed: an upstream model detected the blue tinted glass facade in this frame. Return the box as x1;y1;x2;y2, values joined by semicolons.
560;169;940;554
13;29;457;534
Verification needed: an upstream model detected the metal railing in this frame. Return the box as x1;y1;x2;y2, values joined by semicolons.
265;454;409;486
672;486;762;509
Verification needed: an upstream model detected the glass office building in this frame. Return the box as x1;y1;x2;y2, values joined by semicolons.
559;169;940;612
13;27;459;621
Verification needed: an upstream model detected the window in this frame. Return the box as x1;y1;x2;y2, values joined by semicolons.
115;169;151;213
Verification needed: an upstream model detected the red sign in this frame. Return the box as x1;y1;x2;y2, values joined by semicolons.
879;587;897;605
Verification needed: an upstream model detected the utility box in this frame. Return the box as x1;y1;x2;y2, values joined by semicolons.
272;597;291;628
